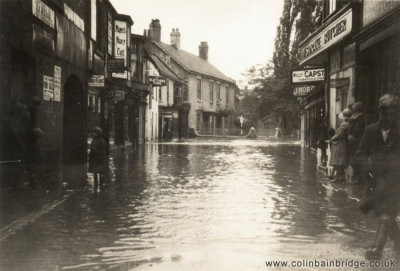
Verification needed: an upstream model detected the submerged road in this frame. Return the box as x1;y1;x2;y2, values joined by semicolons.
1;139;399;270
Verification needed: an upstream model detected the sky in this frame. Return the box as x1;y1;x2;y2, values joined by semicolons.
110;0;284;88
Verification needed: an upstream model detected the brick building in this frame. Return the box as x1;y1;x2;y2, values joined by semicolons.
0;0;90;187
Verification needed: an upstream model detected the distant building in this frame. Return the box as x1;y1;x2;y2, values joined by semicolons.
144;20;238;138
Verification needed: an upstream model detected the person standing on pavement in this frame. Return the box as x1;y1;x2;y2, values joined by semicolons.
355;94;400;260
317;116;328;166
88;127;107;190
329;108;351;182
348;102;366;184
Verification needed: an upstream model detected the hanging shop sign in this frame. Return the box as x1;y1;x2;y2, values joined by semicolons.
88;75;105;87
148;76;167;86
112;71;128;79
108;90;125;101
114;20;127;65
363;0;400;26
32;0;54;28
54;66;61;101
300;9;352;64
291;68;325;84
292;85;318;97
107;58;125;73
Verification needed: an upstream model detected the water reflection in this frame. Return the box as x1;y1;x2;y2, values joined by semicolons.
0;140;391;271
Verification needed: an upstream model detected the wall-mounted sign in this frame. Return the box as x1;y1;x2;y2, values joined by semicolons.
43;75;54;101
32;0;54;28
54;66;61;101
112;71;128;79
114;20;127;65
300;9;352;64
64;3;84;31
291;68;325;83
32;24;54;52
107;58;125;73
88;75;105;87
109;90;125;101
363;0;400;26
107;12;113;55
149;76;167;86
292;85;317;97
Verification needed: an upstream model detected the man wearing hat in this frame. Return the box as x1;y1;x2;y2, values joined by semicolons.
88;127;107;190
355;94;400;259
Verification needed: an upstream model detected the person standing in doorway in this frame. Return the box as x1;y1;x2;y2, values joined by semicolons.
348;102;366;184
329;108;351;182
355;94;400;260
89;127;107;191
317;116;329;166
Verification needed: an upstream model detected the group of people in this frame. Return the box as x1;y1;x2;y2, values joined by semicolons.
318;94;400;259
1;97;44;190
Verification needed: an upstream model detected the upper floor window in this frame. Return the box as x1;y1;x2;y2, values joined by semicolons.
209;82;214;104
217;84;221;103
197;79;202;100
225;86;229;104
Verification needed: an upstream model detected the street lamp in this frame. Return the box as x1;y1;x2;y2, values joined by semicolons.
239;114;244;136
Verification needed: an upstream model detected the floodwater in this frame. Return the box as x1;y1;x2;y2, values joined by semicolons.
0;139;399;270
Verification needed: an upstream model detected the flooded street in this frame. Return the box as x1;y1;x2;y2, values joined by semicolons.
1;139;398;270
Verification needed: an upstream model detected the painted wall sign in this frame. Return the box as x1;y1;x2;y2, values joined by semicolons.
32;0;54;28
363;0;400;26
291;68;325;83
56;14;86;68
114;20;127;65
88;75;105;87
107;58;125;73
32;24;54;52
149;76;167;86
292;85;317;97
300;9;352;64
54;66;61;101
43;75;54;101
63;3;85;31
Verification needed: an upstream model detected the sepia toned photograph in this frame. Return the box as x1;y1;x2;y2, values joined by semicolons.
0;0;400;270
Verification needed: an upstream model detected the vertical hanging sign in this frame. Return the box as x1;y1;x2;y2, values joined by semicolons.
108;12;113;55
114;20;127;65
43;75;54;101
54;66;61;101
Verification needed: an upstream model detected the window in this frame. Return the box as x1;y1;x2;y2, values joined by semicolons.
217;84;221;104
196;112;202;130
197;79;202;100
225;86;229;104
88;95;95;112
159;87;162;101
183;86;188;101
97;97;101;113
209;82;214;104
174;85;181;104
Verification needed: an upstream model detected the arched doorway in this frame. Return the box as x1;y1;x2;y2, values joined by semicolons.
63;75;86;186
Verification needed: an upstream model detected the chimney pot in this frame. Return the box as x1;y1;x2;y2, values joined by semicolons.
199;41;209;61
170;28;181;50
149;19;161;42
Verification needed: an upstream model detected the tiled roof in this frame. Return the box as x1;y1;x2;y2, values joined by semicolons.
153;41;236;84
149;54;182;82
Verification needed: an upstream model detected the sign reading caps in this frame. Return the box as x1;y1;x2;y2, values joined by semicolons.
148;76;167;86
363;0;400;26
114;20;127;65
300;9;352;64
89;75;105;87
291;68;325;83
32;0;54;28
107;58;125;73
293;85;317;97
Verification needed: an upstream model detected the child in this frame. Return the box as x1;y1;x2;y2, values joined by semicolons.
88;127;107;189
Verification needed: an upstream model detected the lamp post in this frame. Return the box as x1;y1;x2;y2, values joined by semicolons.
239;114;244;136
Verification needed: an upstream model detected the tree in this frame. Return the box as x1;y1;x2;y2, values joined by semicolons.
242;0;322;133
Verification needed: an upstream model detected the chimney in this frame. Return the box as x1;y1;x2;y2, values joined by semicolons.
199;41;208;61
170;28;181;50
149;19;161;42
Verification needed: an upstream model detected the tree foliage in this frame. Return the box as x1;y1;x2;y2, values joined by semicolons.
242;0;322;131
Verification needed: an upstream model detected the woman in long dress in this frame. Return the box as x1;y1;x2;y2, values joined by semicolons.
329;108;351;182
